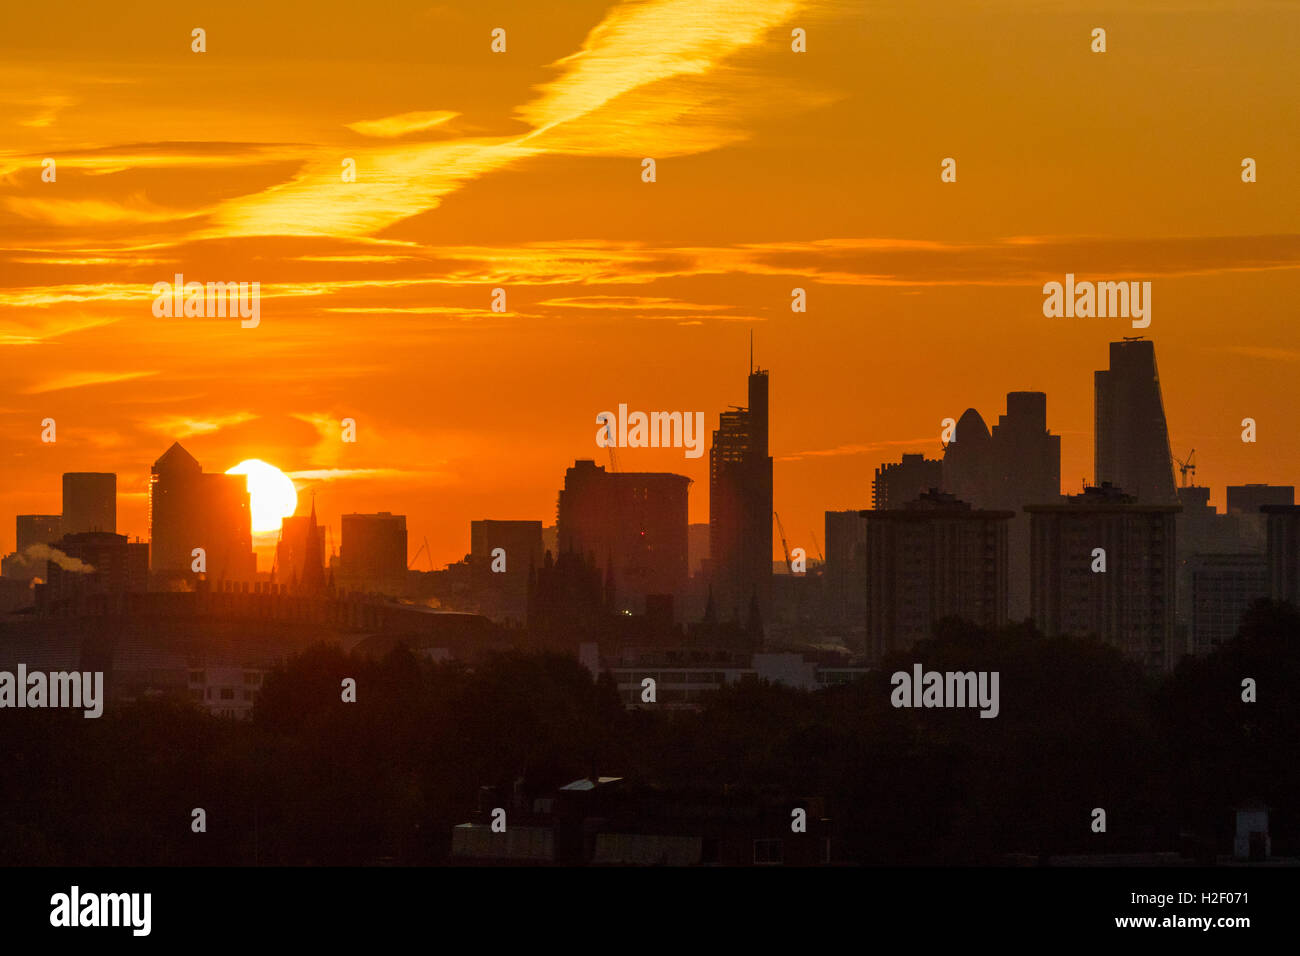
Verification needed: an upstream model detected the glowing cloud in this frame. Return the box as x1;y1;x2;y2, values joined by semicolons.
24;370;157;394
346;110;459;138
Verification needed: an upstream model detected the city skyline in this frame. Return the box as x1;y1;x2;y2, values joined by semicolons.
5;333;1300;578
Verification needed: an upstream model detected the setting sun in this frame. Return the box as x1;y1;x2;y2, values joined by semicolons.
226;459;298;533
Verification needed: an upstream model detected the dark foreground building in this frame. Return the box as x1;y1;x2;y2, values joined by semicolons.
861;491;1012;662
1027;483;1179;672
452;777;831;866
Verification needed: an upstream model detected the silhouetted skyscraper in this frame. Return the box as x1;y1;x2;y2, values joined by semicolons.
1094;339;1177;503
709;358;772;631
989;391;1061;620
990;393;1060;506
62;472;115;535
149;443;255;582
941;409;994;506
339;512;408;596
872;454;942;510
557;460;689;617
16;515;62;553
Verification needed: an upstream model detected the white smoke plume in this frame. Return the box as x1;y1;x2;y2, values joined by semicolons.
15;544;95;574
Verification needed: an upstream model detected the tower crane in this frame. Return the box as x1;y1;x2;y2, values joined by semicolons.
604;421;619;472
1174;449;1196;487
410;535;434;571
774;511;792;572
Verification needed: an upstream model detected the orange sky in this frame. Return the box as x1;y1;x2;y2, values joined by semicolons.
2;0;1298;569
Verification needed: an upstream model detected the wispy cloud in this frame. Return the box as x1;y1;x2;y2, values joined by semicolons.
0;141;314;180
346;110;459;138
518;0;800;138
0;314;117;346
200;0;810;238
322;305;476;315
287;468;423;481
204;139;536;238
1218;345;1300;363
144;412;260;437
17;94;75;129
778;437;938;462
537;295;735;311
5;195;204;226
0;284;152;308
24;369;157;394
293;254;416;263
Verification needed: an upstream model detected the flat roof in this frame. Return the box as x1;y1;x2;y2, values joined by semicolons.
1024;503;1182;513
859;508;1015;520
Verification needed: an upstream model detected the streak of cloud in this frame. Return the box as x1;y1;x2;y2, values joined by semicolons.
24;370;158;393
346;110;459;138
202;0;809;237
779;437;938;462
144;412;260;437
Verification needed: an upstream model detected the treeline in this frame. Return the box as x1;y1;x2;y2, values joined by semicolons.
1;602;1297;865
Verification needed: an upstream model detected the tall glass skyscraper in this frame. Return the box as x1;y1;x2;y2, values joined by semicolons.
1094;338;1178;503
708;356;772;633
